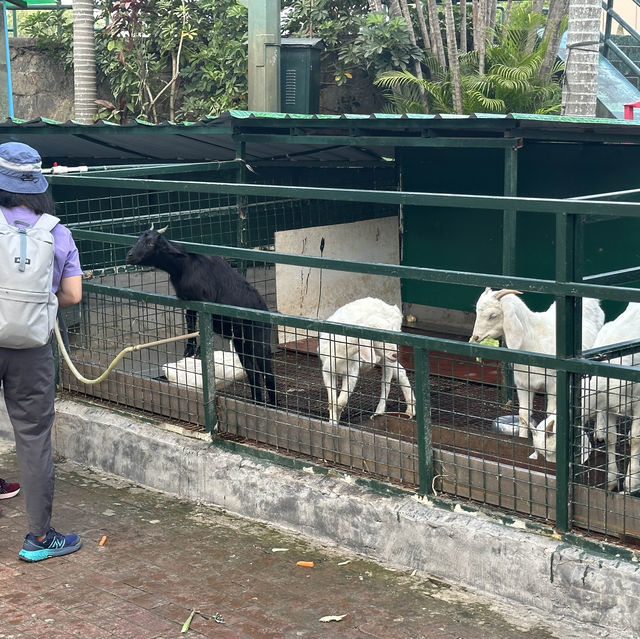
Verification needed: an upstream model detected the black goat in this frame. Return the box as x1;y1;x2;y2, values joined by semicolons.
126;225;276;405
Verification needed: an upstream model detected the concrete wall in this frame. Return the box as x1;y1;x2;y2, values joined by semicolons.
10;38;74;122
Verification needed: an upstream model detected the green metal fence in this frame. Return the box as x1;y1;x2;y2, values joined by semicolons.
49;166;640;545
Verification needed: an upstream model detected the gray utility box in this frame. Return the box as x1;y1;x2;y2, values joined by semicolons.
280;38;324;114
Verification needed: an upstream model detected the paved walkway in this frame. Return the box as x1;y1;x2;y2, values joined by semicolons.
0;443;608;639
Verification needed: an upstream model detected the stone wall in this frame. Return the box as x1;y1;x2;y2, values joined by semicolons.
10;38;74;122
8;37;385;122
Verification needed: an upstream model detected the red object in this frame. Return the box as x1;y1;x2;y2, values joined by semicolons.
624;101;640;119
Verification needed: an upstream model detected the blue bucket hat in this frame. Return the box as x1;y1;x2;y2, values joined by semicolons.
0;142;49;194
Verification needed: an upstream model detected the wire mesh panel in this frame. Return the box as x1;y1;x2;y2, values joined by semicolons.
49;168;640;547
571;355;640;541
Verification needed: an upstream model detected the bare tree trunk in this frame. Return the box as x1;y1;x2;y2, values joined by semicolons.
414;0;432;52
539;0;570;79
460;0;468;54
398;0;429;109
72;0;97;124
526;0;545;53
444;0;463;113
426;0;447;68
488;0;497;34
368;0;384;11
476;0;487;74
504;0;513;24
387;0;403;17
562;0;600;115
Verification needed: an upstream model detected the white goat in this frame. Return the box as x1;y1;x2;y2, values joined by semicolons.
162;347;246;390
317;297;416;425
533;303;640;493
470;288;604;444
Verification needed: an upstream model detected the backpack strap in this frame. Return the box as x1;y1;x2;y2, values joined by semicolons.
33;213;60;232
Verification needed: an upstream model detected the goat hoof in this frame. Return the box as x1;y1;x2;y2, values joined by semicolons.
528;450;539;460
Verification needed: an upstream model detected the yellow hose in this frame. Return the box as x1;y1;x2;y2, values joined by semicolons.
54;320;200;385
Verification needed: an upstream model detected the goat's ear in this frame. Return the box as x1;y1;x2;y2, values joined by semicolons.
157;225;168;234
502;302;524;349
545;419;556;434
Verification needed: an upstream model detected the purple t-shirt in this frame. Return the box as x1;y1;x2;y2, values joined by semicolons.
1;205;83;293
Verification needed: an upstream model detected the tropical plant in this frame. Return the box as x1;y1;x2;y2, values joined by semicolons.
23;0;249;123
374;3;565;115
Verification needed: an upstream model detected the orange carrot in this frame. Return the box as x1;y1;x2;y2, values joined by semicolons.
98;535;107;546
296;560;314;567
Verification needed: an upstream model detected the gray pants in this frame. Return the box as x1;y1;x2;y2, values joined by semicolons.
0;343;55;537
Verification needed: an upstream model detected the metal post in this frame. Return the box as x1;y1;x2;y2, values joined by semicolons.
199;310;219;437
239;0;281;113
500;142;520;406
414;348;433;495
602;0;614;60
554;211;582;532
0;2;12;118
235;139;248;275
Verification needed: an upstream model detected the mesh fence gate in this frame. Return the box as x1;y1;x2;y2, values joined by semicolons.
50;166;640;546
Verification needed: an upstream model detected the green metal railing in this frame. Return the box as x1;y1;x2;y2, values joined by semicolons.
602;0;640;85
51;171;640;542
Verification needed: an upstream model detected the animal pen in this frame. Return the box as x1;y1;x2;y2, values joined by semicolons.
31;112;640;550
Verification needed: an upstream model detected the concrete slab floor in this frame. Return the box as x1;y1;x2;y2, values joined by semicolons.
0;444;609;639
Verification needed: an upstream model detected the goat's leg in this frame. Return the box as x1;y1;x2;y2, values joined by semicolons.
373;362;394;416
624;415;640;494
232;333;263;403
395;362;416;418
322;368;340;424
335;360;361;422
515;386;533;439
601;414;619;491
183;309;199;357
253;323;277;406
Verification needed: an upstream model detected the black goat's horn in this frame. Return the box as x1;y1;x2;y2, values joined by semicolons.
157;225;168;234
148;222;154;231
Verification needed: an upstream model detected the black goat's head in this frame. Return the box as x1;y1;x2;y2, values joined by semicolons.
125;223;170;266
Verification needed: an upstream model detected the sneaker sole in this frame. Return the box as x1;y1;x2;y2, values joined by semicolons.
0;488;19;499
18;540;82;562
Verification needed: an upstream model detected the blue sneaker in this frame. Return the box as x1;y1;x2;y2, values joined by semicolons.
18;528;82;562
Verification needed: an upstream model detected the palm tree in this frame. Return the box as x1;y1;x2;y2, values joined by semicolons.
562;0;600;116
374;3;564;115
72;0;97;124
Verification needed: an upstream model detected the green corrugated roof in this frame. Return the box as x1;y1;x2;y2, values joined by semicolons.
2;109;640;166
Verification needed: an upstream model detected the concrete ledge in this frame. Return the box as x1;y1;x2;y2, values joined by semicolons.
1;397;639;636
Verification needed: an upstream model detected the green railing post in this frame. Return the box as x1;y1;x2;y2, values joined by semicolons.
414;347;433;495
500;143;519;407
198;311;219;437
602;0;614;60
235;139;248;276
555;211;583;532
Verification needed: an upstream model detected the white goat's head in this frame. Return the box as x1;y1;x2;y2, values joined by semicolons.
375;341;399;365
531;415;558;462
470;287;522;343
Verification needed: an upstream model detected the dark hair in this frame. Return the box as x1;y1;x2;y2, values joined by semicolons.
0;189;55;215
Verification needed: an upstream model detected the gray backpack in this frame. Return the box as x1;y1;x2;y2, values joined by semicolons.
0;209;59;348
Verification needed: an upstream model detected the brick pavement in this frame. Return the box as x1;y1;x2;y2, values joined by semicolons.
0;444;608;639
